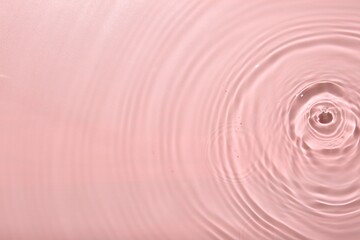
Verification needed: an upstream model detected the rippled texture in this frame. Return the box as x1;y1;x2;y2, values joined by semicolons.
2;0;360;239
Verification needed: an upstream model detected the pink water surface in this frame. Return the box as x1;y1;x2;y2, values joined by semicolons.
2;0;360;239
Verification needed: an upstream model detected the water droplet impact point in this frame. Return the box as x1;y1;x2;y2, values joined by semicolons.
318;111;333;124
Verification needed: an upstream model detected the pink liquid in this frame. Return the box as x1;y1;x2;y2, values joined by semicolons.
1;0;360;239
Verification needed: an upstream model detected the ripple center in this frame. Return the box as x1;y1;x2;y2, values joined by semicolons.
318;111;333;124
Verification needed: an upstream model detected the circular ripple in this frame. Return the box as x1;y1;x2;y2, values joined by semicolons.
208;124;263;181
5;1;360;240
207;13;360;240
288;81;360;162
